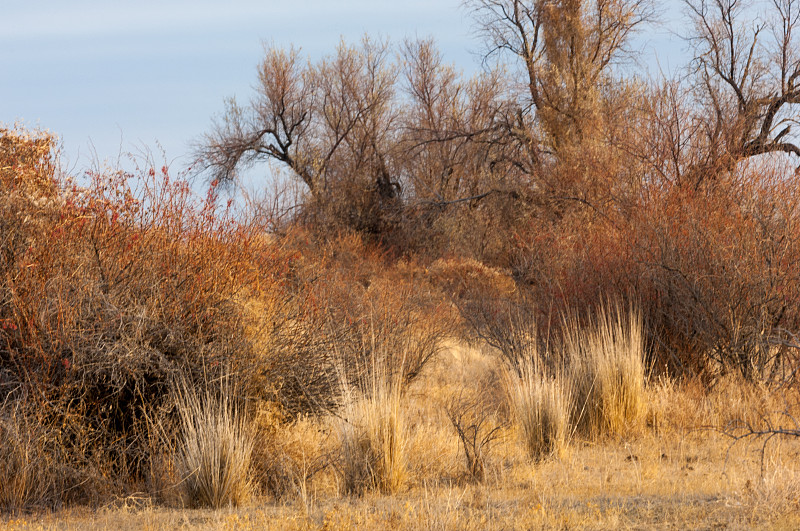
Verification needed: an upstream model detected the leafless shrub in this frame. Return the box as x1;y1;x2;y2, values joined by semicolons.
721;399;800;476
0;129;291;499
633;163;800;383
445;390;505;481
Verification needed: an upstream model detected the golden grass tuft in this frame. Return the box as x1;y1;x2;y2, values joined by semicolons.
0;405;56;512
337;360;407;496
504;357;573;462
566;304;647;439
174;381;254;509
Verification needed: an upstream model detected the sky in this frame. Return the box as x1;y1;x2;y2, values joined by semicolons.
1;1;687;176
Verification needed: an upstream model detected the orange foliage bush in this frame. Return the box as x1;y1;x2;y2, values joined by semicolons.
631;162;800;383
1;126;452;505
1;134;298;494
458;157;800;387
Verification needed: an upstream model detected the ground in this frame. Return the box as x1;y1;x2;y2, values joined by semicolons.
3;343;799;530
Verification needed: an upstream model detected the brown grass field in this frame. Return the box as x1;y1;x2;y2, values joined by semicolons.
3;341;799;530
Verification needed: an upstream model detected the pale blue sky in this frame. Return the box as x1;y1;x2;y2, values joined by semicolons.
1;1;686;173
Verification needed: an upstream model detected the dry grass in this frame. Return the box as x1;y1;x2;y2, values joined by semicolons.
501;304;644;462
6;361;800;529
173;380;254;509
250;404;331;503
336;356;407;496
0;404;56;513
566;304;647;439
505;357;573;462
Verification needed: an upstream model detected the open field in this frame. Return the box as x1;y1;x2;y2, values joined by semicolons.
3;343;799;530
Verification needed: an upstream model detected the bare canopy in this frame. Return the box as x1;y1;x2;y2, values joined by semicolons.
686;0;800;171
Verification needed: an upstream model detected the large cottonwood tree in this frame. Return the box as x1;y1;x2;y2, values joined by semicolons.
686;0;800;175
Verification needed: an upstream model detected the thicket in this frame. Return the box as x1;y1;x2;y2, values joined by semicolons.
0;126;449;509
2;0;800;512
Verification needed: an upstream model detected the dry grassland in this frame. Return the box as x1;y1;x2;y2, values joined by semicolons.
4;342;799;530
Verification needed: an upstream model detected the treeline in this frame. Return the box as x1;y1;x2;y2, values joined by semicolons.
199;0;800;382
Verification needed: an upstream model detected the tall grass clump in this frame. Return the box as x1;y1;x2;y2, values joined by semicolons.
0;404;59;513
504;355;574;462
565;304;646;439
337;353;407;496
465;298;574;462
174;380;254;508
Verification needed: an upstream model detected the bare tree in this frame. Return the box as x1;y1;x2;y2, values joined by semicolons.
198;34;531;242
200;46;316;188
197;38;401;233
626;78;719;188
400;38;513;204
686;0;800;175
467;0;654;157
